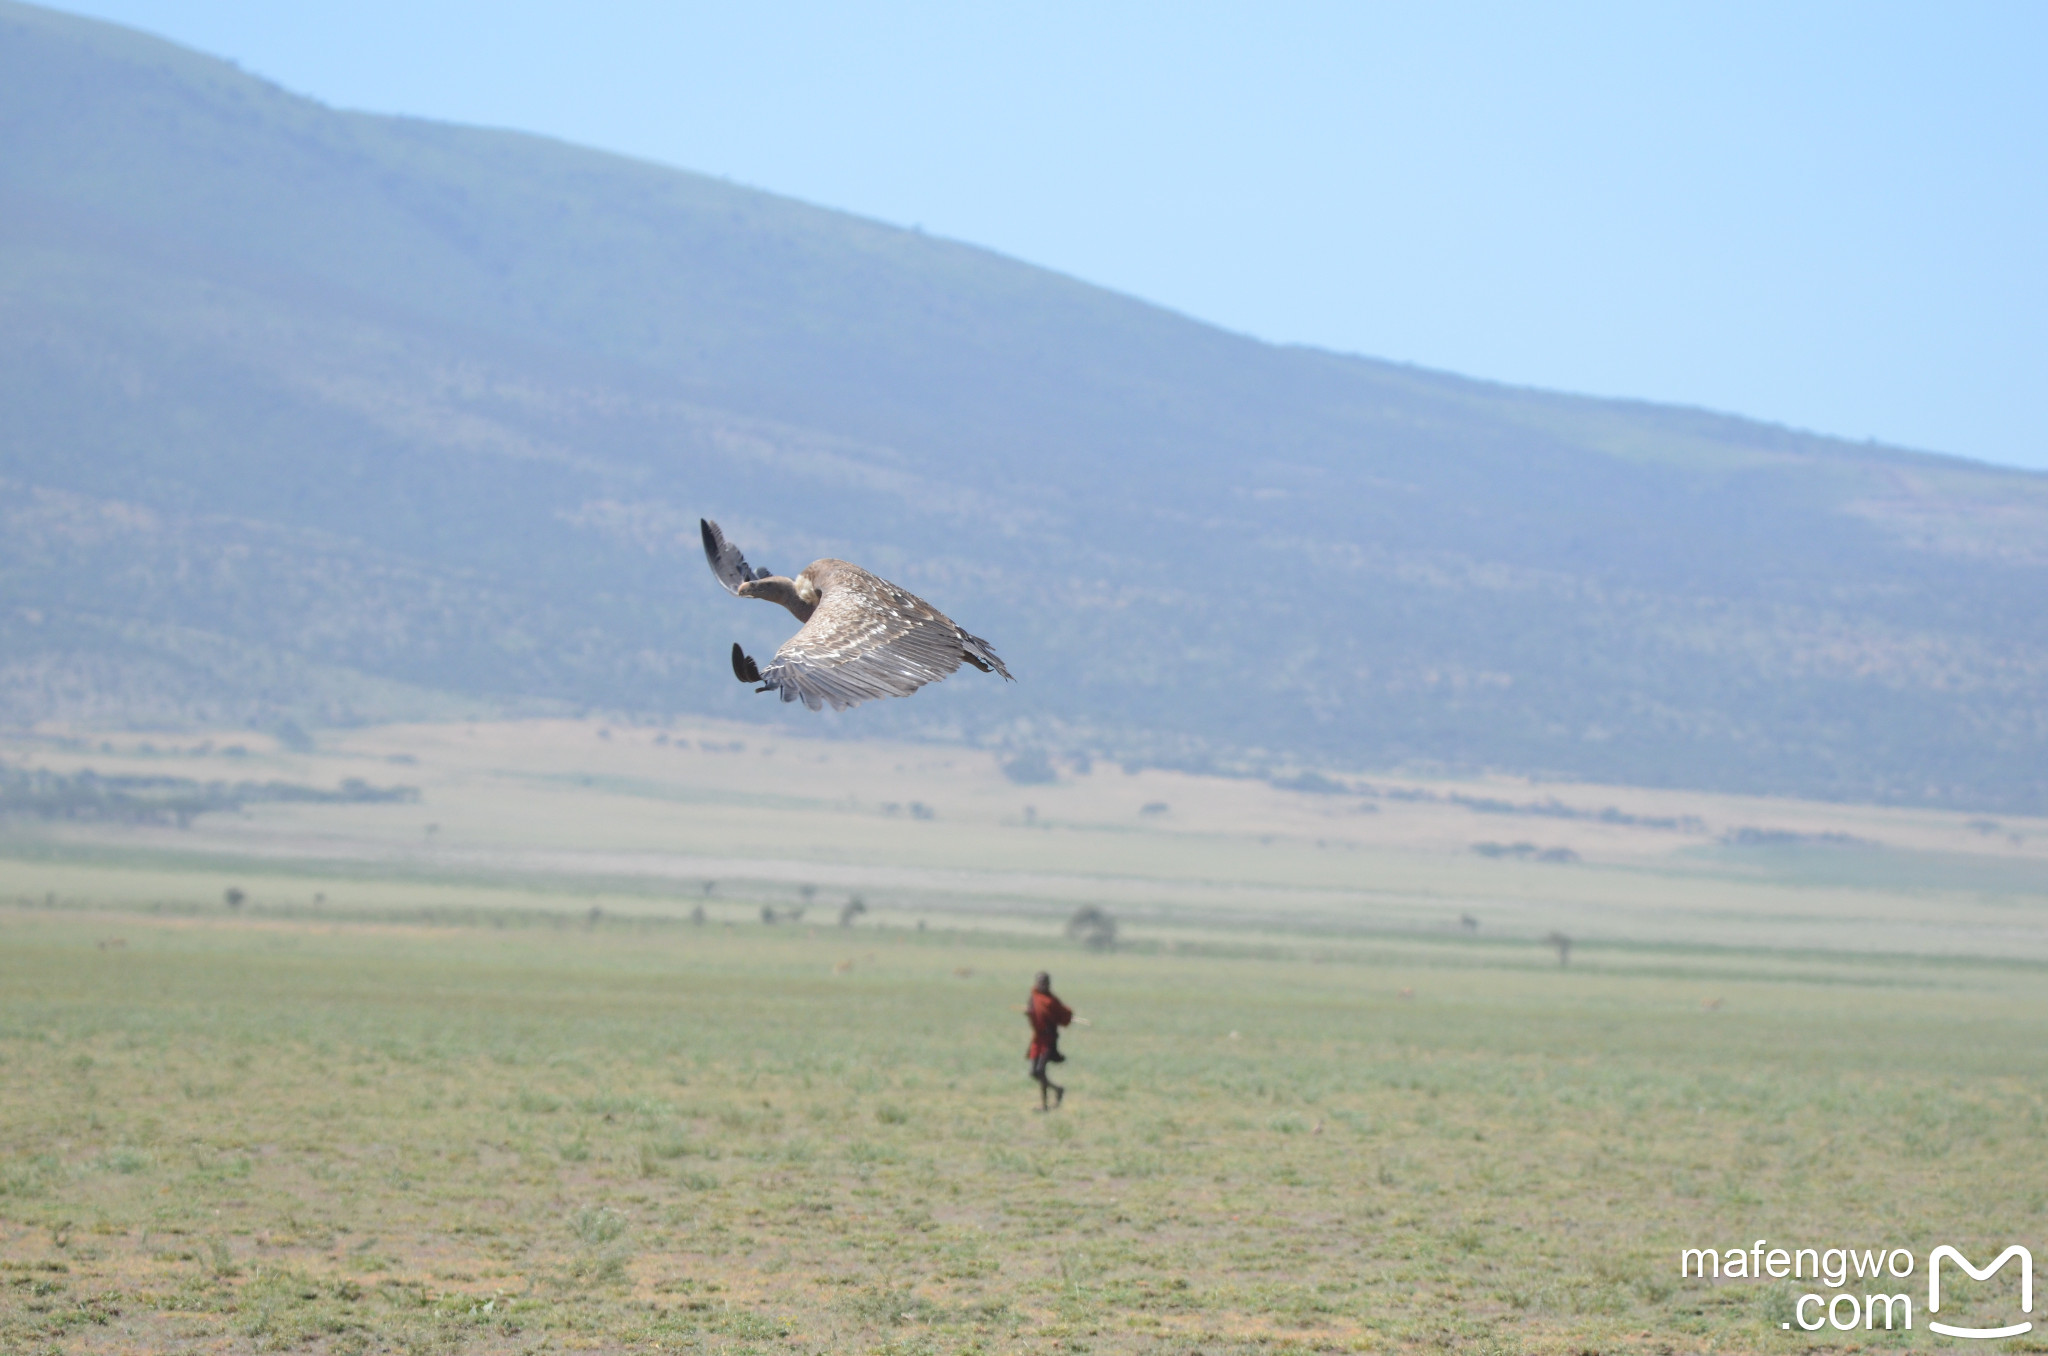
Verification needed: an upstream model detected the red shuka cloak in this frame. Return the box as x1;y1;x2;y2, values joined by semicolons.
1026;989;1072;1060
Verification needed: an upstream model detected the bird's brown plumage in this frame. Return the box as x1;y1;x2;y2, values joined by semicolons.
701;520;1012;711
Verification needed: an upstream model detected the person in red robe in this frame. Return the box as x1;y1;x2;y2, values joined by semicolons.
1024;971;1073;1109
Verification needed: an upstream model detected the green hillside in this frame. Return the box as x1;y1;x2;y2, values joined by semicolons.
2;0;2045;808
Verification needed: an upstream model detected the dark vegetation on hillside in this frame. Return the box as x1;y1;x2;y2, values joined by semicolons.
1;2;2045;808
0;763;417;826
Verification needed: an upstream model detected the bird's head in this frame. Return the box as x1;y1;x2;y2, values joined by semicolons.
737;572;818;621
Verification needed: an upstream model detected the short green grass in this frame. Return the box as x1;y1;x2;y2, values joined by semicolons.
5;903;2047;1354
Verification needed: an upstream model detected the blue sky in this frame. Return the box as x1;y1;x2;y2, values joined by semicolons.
47;1;2048;470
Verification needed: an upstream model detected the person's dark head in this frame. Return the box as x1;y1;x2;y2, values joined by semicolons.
1033;971;1051;993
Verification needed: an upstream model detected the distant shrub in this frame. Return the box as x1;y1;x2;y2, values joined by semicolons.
1066;906;1117;950
1001;751;1057;785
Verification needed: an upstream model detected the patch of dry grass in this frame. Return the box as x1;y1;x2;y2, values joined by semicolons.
3;902;2045;1353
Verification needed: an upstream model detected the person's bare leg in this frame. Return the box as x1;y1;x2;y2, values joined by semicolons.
1034;1070;1050;1110
1052;1080;1065;1108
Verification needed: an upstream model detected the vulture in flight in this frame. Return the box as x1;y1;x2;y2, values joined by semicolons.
701;519;1013;711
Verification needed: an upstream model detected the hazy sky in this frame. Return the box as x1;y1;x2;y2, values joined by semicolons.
46;1;2048;470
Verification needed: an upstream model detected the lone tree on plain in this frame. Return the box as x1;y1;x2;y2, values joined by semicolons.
223;887;245;912
1544;931;1572;966
1066;905;1117;951
840;896;867;927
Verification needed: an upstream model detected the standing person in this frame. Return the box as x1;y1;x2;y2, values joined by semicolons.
1024;971;1073;1110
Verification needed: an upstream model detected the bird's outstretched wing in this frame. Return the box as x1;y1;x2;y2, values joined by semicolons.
700;519;772;594
758;566;1012;711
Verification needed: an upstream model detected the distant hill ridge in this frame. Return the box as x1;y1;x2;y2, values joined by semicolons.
2;0;2045;809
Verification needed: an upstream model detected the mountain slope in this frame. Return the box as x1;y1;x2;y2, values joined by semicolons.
2;0;2045;808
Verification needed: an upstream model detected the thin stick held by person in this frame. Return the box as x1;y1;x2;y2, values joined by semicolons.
1024;971;1073;1110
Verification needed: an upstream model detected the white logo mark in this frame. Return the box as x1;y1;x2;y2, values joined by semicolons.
1928;1245;2033;1340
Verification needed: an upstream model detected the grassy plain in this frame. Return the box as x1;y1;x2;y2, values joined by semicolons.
3;720;2047;1353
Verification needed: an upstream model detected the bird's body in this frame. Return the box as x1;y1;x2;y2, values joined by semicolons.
702;519;1012;711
